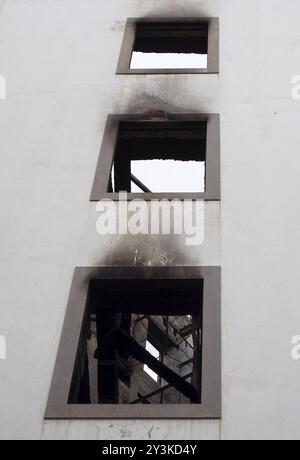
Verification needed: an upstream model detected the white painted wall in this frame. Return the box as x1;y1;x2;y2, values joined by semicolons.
0;0;300;440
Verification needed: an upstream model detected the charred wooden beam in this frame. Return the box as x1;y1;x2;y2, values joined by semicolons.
89;278;203;318
130;373;193;404
114;156;131;193
106;328;199;403
137;393;151;404
96;310;119;404
131;174;152;193
134;23;209;54
116;122;207;163
68;313;92;404
192;320;202;402
179;358;194;369
178;324;193;338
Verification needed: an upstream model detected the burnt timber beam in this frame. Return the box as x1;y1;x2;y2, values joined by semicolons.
106;328;199;403
96;310;119;404
179;358;194;369
137;393;151;404
131;174;152;193
130;373;193;404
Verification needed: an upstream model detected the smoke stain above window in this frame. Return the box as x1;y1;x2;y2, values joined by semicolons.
45;266;221;419
130;22;208;70
90;114;220;201
111;121;207;194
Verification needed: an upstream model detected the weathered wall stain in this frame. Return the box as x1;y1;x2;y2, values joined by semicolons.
136;0;210;18
110;86;210;115
110;20;126;32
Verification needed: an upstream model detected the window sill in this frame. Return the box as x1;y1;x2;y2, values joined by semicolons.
90;192;220;202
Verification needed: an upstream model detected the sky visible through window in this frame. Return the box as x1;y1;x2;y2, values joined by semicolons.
130;52;208;69
131;160;205;193
144;341;160;382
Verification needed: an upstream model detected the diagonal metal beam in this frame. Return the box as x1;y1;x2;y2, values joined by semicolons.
105;328;199;403
131;174;152;193
137;392;151;404
130;373;193;404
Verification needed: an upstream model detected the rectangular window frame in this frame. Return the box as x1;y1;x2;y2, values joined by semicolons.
116;18;219;75
45;266;221;420
90;113;220;202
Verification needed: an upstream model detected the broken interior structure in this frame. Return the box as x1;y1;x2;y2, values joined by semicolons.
130;21;208;69
110;121;207;193
69;278;203;405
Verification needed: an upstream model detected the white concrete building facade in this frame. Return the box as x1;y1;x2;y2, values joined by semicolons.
0;0;300;440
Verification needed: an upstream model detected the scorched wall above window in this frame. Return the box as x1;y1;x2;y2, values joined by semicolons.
90;113;220;201
45;266;221;419
116;18;219;74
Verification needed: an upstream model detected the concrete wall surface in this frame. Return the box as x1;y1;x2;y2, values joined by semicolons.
0;0;300;440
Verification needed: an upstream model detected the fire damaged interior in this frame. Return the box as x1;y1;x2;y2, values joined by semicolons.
116;18;219;75
133;22;208;55
110;121;207;193
68;278;203;405
130;22;208;69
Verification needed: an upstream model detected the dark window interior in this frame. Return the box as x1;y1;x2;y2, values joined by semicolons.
109;121;207;193
68;278;203;405
134;22;208;54
130;22;209;70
